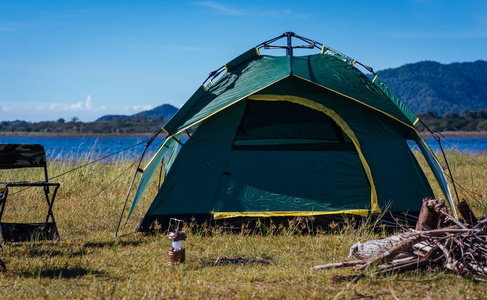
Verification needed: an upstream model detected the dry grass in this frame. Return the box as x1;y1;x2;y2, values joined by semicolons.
0;150;486;299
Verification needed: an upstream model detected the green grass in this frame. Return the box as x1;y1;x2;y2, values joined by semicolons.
1;151;487;299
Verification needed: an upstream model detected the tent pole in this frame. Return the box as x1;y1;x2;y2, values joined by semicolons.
285;32;294;75
420;120;461;204
434;132;461;204
115;128;163;237
256;33;285;49
157;160;164;189
203;32;324;86
285;32;293;56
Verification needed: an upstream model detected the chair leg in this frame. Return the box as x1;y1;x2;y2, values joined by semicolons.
43;186;60;241
0;188;8;223
43;186;57;224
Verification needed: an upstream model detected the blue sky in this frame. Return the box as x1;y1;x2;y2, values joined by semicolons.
1;0;487;122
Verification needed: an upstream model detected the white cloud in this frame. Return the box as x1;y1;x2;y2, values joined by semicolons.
28;95;107;115
125;105;153;112
85;95;93;109
69;102;82;109
67;95;95;110
41;95;137;115
2;104;13;112
194;2;308;19
0;96;150;122
259;8;308;19
195;1;246;16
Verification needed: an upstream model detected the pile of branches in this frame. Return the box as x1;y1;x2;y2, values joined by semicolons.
312;198;487;276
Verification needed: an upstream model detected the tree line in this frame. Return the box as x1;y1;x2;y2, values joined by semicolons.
3;109;487;135
0;114;167;135
416;109;487;132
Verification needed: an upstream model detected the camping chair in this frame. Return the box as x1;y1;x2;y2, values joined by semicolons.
0;144;60;242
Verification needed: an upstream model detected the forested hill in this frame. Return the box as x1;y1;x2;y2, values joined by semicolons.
95;104;178;122
376;60;487;115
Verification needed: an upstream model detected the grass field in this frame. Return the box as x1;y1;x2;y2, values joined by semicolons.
0;150;487;299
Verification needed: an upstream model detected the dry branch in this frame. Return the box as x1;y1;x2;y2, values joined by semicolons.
312;198;487;277
311;260;365;270
357;234;426;270
349;231;421;260
415;197;445;231
457;199;478;227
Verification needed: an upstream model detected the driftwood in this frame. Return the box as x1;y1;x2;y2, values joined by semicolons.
457;199;478;227
348;231;421;260
312;198;487;276
357;234;426;270
415;197;446;231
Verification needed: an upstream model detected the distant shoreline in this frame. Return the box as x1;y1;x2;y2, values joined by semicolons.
0;132;162;138
419;131;487;138
3;131;487;138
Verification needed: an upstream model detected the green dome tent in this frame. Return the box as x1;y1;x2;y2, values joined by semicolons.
121;33;456;232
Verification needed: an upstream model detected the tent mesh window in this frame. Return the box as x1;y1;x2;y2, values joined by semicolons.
232;100;355;151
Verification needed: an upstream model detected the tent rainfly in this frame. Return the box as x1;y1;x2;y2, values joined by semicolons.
122;32;456;232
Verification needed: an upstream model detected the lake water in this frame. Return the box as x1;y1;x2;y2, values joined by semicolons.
0;136;167;160
422;137;487;154
1;135;486;160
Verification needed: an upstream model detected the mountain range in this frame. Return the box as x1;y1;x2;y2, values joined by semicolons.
96;103;179;122
376;60;487;115
95;60;487;122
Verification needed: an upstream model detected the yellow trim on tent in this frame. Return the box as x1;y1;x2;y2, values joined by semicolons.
413;118;420;126
170;74;416;140
247;94;380;214
293;75;416;131
255;47;260;56
372;75;378;83
224;64;228;72
170;77;291;137
168;90;381;214
162;127;169;134
321;45;325;54
213;209;370;220
352;60;357;67
210;80;214;86
142;136;172;171
201;84;207;92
